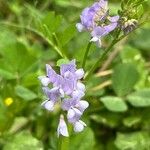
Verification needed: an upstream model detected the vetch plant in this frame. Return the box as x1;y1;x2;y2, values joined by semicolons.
36;0;147;149
0;0;149;149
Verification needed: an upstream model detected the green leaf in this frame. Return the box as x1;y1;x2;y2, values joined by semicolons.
120;46;148;89
90;113;122;128
136;4;144;18
123;116;141;127
112;63;139;96
115;132;150;150
3;131;43;150
70;128;95;150
0;42;37;79
15;85;37;101
56;58;69;66
100;96;128;112
127;89;150;107
59;24;76;46
132;28;150;51
0;68;16;80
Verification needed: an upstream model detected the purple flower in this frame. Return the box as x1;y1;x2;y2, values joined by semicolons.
57;115;69;137
38;60;89;136
76;0;119;47
76;0;108;31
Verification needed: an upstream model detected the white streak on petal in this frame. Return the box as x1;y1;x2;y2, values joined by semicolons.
41;100;54;111
38;76;50;86
59;88;65;98
75;69;84;79
57;115;69;137
76;23;84;32
79;120;87;127
96;39;102;47
90;36;99;42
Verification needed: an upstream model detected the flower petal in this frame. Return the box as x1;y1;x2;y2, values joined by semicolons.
78;100;89;112
77;82;86;92
38;76;50;86
41;100;54;111
73;120;86;132
46;64;57;83
76;23;85;32
75;69;84;79
72;90;85;100
67;108;76;119
42;87;60;102
57;115;69;137
108;15;119;22
60;60;76;76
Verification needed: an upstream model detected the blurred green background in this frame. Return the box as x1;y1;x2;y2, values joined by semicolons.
0;0;150;149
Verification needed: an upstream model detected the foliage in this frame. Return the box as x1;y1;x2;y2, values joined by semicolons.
0;0;150;150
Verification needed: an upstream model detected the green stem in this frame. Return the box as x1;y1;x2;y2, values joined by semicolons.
82;42;92;69
84;39;118;80
58;136;62;150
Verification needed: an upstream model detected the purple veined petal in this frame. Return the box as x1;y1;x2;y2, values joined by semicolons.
61;98;72;110
46;64;57;83
60;60;76;76
91;22;118;38
76;23;85;32
53;75;64;88
76;100;89;112
42;87;60;102
38;76;50;86
73;120;86;133
41;100;54;111
72;90;85;100
108;15;119;23
75;69;84;79
92;0;108;22
98;0;108;10
61;98;78;111
103;22;118;34
80;7;96;30
91;26;107;37
77;82;85;92
62;78;75;95
57;115;69;137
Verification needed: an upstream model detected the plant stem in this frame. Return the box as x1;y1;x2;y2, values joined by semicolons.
82;42;92;69
58;136;62;150
84;39;118;80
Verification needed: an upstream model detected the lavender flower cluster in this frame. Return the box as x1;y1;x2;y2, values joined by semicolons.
76;0;119;47
38;60;89;137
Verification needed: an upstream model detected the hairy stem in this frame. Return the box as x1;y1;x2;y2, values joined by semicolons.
82;42;92;69
84;39;118;80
